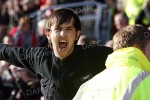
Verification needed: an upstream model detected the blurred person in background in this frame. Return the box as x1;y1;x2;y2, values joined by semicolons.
0;0;9;43
0;35;14;81
148;26;150;30
0;34;41;100
125;0;144;25
0;34;15;100
12;16;37;48
20;0;40;15
7;0;40;34
7;0;24;29
97;0;119;39
0;24;8;43
105;40;113;48
40;0;53;10
114;11;128;33
39;0;54;20
77;35;88;45
77;35;97;45
135;0;150;27
9;65;42;100
37;19;48;47
0;35;14;78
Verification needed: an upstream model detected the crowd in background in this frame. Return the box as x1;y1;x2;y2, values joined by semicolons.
0;0;150;99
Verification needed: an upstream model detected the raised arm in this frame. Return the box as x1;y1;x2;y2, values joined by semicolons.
0;43;43;74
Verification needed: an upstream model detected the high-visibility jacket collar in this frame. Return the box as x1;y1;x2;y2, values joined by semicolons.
106;47;150;72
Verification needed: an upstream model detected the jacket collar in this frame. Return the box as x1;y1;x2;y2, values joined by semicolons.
52;45;82;70
105;47;150;72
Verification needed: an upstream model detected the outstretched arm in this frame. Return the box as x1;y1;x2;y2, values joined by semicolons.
0;43;39;73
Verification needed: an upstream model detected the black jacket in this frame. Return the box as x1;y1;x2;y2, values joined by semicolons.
0;44;113;100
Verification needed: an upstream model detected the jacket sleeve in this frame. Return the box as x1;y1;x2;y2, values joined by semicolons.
0;43;41;74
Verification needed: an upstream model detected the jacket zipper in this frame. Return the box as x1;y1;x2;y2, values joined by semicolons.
60;59;66;100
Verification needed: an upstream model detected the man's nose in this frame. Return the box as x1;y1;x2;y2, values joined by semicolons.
60;30;66;37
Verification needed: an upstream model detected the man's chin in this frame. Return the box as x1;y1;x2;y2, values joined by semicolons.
57;49;68;59
57;54;67;60
58;47;67;51
55;47;74;59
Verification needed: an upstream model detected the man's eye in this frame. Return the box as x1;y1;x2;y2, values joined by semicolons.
67;28;73;31
55;29;61;32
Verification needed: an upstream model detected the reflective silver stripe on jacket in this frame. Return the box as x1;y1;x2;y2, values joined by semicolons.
122;71;150;100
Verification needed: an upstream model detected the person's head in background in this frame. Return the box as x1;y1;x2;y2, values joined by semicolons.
148;26;150;30
19;16;32;33
37;19;48;47
2;34;14;46
113;24;150;61
38;19;46;36
20;0;34;12
105;40;113;48
77;35;96;45
77;35;87;45
45;8;81;60
114;12;128;31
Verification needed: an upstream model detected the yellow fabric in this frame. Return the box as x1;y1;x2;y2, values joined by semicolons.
106;47;150;72
142;17;150;25
131;75;150;100
125;0;144;25
73;47;150;100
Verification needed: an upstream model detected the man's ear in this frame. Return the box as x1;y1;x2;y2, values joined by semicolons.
45;30;50;38
133;44;140;49
76;31;81;40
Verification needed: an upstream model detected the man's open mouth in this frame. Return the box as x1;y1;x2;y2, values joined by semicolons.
59;40;67;50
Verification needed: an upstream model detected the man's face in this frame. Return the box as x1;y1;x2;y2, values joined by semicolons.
45;18;80;59
114;15;127;30
144;40;150;61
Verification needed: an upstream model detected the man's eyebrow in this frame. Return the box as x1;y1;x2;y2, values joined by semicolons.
66;26;74;28
54;26;61;29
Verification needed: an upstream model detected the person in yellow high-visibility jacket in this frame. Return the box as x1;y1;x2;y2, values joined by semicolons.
125;0;144;25
73;24;150;100
135;0;150;27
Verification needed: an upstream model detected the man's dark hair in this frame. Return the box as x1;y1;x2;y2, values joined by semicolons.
120;12;128;22
113;24;150;51
45;8;81;32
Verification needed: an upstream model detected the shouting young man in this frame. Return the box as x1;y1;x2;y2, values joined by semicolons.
0;8;112;100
